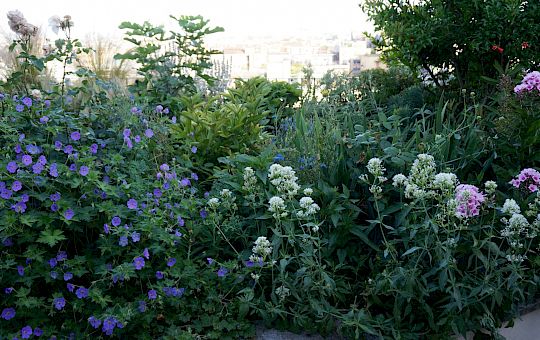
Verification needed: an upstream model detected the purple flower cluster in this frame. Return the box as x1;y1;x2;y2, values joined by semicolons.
455;184;485;218
163;286;185;297
53;297;66;310
510;168;540;192
514;71;540;94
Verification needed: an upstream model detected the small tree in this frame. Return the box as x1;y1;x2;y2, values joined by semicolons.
115;15;224;110
361;0;540;92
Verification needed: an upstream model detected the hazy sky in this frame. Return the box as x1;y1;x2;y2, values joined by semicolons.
0;0;373;40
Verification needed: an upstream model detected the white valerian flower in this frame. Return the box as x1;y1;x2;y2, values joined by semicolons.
251;273;260;281
303;188;313;196
207;197;220;209
392;174;407;187
252;236;272;257
268;164;300;197
242;167;257;192
220;189;232;198
433;172;458;191
404;154;437;199
501;199;521;215
268;196;287;218
311;225;320;233
367;157;385;177
484;180;497;195
297;196;320;218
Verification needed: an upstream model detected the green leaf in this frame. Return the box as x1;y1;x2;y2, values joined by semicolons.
37;229;67;247
402;246;422;257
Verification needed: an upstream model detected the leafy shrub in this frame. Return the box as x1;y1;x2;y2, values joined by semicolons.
115;15;224;111
361;0;540;92
340;154;539;338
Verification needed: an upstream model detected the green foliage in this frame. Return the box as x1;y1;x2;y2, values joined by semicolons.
361;0;540;92
115;15;224;110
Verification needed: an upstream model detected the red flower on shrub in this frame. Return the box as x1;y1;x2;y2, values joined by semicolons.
491;45;503;53
522;41;529;49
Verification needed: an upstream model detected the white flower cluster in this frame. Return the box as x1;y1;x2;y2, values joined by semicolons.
303;188;313;196
268;196;287;219
433;172;458;191
501;199;521;215
297;196;320;218
484;180;498;195
207;197;220;209
252;236;272;257
367;158;385;177
404;154;437;199
242;167;257;192
220;189;233;199
392;174;407;187
268;164;300;198
501;213;529;240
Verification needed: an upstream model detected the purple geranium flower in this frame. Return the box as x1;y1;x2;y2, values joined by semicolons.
21;325;33;339
69;164;77;172
64;272;73;281
75;287;88;299
38;155;47;165
127;198;138;209
49;258;58;268
144;129;154;138
119;236;128;247
180;178;191;187
49;163;59;177
64;209;75;220
200;209;208;219
167;258;176;267
17;265;24;276
63;145;73;154
123;128;131;138
70;131;81;141
12;181;22;192
22;155;32;166
1;188;12;200
111;216;121;226
39;116;49;124
138;301;146;313
66;283;74;292
134;135;141;143
53;297;66;310
22;97;32;107
5;287;14;294
191;146;197;154
54;140;62;150
217;267;228;277
34;327;43;337
32;163;44;174
11;201;27;214
125;137;133;149
56;251;67;261
103;223;110;234
156;271;164;279
160;163;169;172
90;143;98;154
50;203;59;212
133;257;145;270
143;248;150;259
50;192;61;202
207;258;214;265
26;145;41;154
148;289;157;300
16;104;24;112
88;316;101;329
131;232;140;242
6;161;17;174
153;188;162;198
50;271;58;279
155;105;163;113
79;166;89;176
1;307;16;320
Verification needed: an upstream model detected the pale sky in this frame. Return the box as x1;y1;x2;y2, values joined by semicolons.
0;0;373;40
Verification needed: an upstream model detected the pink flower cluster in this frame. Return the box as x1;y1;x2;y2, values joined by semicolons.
514;71;540;94
455;184;485;218
510;168;540;193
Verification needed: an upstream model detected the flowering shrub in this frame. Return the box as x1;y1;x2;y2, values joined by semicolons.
0;93;257;338
345;154;540;338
